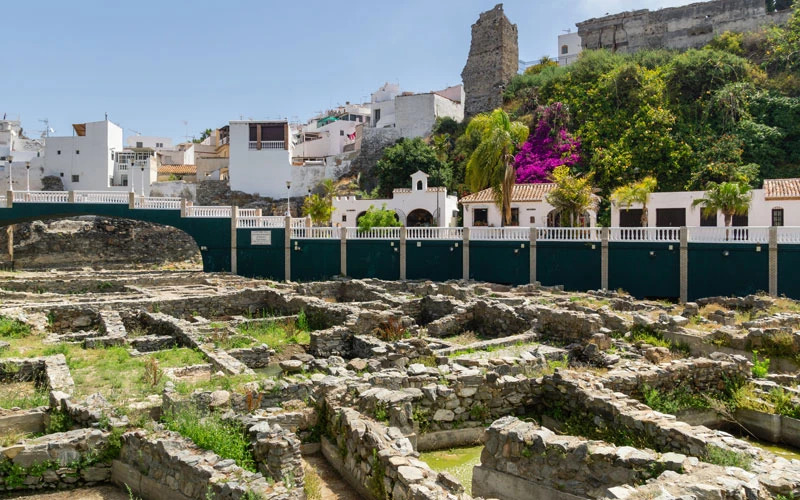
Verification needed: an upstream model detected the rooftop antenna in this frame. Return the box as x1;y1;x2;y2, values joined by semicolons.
38;119;54;138
182;120;191;142
128;129;141;136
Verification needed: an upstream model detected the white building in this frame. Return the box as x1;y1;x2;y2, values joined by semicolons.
460;184;597;227
293;105;367;160
558;31;582;66
0;120;46;191
333;171;459;227
42;120;123;191
610;179;800;227
371;82;402;129
126;136;172;150
112;149;157;193
366;83;464;138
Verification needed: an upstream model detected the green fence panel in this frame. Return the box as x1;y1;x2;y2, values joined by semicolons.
469;241;529;285
778;244;800;299
291;239;341;281
236;228;285;280
536;241;600;291
688;243;768;301
407;240;463;281
347;240;400;280
609;242;679;299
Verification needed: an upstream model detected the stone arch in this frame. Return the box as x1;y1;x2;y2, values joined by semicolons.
406;209;434;227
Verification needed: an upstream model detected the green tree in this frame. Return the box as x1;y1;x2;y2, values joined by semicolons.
375;138;452;197
692;182;751;228
464;109;529;225
357;204;402;232
610;176;657;227
302;179;337;225
546;166;596;227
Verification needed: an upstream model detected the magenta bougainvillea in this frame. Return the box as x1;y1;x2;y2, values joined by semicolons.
514;103;581;184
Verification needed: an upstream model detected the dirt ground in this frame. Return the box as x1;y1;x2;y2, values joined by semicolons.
10;486;130;499
303;454;364;500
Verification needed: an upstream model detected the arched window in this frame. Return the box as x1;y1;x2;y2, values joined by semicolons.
416;180;423;191
561;45;569;55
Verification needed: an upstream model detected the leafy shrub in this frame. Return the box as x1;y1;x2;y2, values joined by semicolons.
705;445;752;470
751;350;770;378
0;317;31;339
162;408;255;471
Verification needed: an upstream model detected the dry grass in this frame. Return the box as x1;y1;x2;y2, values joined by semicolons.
442;331;481;346
0;381;47;409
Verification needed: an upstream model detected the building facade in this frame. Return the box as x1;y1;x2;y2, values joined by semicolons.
42;120;123;191
557;32;582;66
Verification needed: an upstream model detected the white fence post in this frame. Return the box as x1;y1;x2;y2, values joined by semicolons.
680;227;688;304
601;227;609;290
340;226;347;277
399;227;407;280
529;227;537;284
769;226;778;297
230;206;238;275
6;191;12;209
284;216;291;282
462;227;470;280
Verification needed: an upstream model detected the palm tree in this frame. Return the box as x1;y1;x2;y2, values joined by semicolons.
546;166;596;227
465;109;529;225
610;177;657;227
692;182;751;239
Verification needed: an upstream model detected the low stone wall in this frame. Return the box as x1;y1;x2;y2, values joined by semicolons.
114;430;297;500
0;355;74;395
536;307;604;341
249;421;304;490
228;344;274;369
0;428;114;493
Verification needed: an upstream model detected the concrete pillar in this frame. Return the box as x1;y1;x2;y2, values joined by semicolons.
399;227;407;280
769;226;778;297
6;225;13;264
6;191;12;209
340;226;347;277
680;226;688;304
462;227;470;281
305;215;312;228
180;198;187;217
601;227;609;290
230;206;239;275
529;227;537;284
255;208;262;217
128;192;135;209
284;215;291;281
68;191;75;203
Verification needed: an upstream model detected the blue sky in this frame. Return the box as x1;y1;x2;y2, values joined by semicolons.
5;0;687;143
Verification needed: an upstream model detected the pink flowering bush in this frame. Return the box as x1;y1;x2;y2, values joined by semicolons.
514;103;581;184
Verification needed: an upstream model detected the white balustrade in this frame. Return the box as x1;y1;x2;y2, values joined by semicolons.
346;227;401;239
777;227;800;244
236;216;285;228
248;141;285;150
406;227;463;240
134;197;181;210
290;218;306;228
688;226;769;244
238;209;258;217
74;191;129;204
12;191;69;203
292;227;339;239
538;227;601;241
185;205;232;217
609;227;680;242
469;227;529;241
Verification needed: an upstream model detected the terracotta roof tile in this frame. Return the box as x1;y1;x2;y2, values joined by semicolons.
460;183;555;204
764;178;800;200
158;164;197;175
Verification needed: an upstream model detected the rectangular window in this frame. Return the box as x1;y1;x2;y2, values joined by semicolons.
700;211;717;227
509;208;520;226
473;208;488;226
529;216;535;223
136;141;143;148
342;215;347;222
732;213;748;226
374;109;381;124
57;150;61;155
71;175;79;183
75;150;80;154
340;130;344;136
655;208;686;227
772;208;784;227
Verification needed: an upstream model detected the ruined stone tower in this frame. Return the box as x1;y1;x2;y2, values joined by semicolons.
461;4;519;117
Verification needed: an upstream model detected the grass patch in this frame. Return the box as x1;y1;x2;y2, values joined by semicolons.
747;330;799;363
0;382;48;409
303;465;322;500
174;373;260;395
628;325;690;356
162;408;255;471
0;317;31;339
641;384;710;414
237;316;310;353
751;351;770;378
705;445;752;470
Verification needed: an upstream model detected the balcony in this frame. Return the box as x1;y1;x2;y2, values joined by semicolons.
248;141;285;150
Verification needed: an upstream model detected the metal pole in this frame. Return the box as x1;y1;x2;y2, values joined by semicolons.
7;158;12;192
140;167;145;196
25;164;30;192
286;183;291;217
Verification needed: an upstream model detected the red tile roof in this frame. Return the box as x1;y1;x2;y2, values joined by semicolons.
460;183;556;204
158;164;197;175
764;178;800;200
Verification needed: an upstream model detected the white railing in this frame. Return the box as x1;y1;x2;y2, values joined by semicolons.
688;226;770;244
609;227;680;242
292;227;339;239
185;205;232;217
74;191;129;204
469;227;530;241
237;216;285;228
778;227;800;244
406;227;463;240
346;227;402;239
291;218;306;228
538;227;602;241
13;191;69;203
248;141;285;150
0;196;5;207
134;197;181;210
238;209;258;217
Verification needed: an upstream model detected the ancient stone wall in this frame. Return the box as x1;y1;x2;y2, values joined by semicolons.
343;127;402;192
461;4;518;117
577;0;792;54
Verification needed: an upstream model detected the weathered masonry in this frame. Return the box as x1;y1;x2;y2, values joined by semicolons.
577;0;792;54
1;191;799;301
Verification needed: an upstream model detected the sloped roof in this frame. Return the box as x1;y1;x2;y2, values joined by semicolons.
460;183;556;204
764;178;800;200
158;164;197;175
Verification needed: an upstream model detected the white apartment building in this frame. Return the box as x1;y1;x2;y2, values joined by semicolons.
112;149;157;193
126;136;172;150
0;120;46;191
367;83;465;138
558;31;582;66
228;120;294;198
333;171;459;227
42;120;123;191
293;104;368;160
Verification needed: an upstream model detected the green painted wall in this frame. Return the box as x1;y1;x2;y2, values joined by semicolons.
688;243;768;300
609;243;679;299
291;239;341;281
469;241;529;285
778;245;800;299
407;240;463;281
346;240;400;280
536;241;600;291
236;228;284;280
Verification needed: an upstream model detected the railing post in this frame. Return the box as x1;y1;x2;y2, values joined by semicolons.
180;198;187;217
340;226;347;277
529;227;537;284
680;226;688;304
128;192;135;209
255;208;262;217
230;206;239;275
769;226;778;297
284;215;291;281
601;227;609;290
462;227;470;281
68;191;75;203
305;215;312;228
399;227;407;280
6;191;12;209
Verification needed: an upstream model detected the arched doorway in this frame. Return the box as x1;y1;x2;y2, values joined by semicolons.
547;209;591;228
355;211;368;225
406;209;434;227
